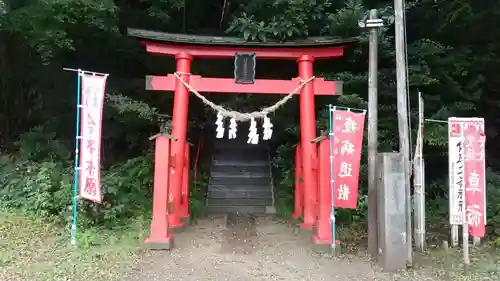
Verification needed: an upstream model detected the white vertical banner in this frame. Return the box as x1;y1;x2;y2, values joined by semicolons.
448;117;486;225
448;123;465;225
79;74;107;203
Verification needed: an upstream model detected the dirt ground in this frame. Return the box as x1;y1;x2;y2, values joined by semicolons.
123;214;445;281
3;211;497;281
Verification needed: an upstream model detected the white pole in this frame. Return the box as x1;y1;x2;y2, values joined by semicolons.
460;126;470;273
413;92;425;250
451;226;459;247
450;119;459;247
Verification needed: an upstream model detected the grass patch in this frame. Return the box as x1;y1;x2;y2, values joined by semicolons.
413;245;500;280
0;210;147;281
335;223;500;280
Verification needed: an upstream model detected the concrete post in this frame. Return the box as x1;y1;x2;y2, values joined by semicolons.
377;152;408;271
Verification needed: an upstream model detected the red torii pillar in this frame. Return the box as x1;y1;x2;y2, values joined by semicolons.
292;144;303;219
144;135;173;249
167;53;192;228
314;138;333;244
298;55;318;228
136;38;349;236
180;145;190;220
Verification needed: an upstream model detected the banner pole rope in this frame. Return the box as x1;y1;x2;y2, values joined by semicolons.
328;104;337;252
63;67;107;76
71;70;83;246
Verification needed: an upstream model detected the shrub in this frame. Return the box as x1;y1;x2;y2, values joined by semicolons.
0;126;209;228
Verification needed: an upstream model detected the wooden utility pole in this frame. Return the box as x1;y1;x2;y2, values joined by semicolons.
362;9;383;260
394;0;413;266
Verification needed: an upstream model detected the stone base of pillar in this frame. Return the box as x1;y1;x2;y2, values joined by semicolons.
311;239;341;255
145;235;173;250
312;235;333;245
299;222;314;229
168;214;185;229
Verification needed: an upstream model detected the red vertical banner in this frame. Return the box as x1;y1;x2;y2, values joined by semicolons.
79;74;107;203
464;124;486;237
332;109;365;209
448;117;485;225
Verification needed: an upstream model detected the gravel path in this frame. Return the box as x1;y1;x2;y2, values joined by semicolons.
124;215;443;281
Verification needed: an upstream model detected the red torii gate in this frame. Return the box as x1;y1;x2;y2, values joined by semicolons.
128;28;357;249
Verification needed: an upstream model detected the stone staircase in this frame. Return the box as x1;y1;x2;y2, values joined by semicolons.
206;137;275;214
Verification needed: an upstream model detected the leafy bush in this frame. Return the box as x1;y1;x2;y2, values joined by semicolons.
189;170;209;221
78;153;155;226
0;156;73;218
0;127;208;228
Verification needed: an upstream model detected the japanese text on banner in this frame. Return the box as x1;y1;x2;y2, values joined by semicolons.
79;74;107;203
448;118;486;227
332;110;365;209
464;125;486;237
448;124;465;225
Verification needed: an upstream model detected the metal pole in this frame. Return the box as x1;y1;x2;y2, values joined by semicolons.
71;70;82;246
394;0;413;266
328;105;336;255
460;126;470;273
63;68;107;76
413;91;425;251
365;9;382;260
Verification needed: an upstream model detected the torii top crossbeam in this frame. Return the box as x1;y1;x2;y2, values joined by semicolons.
128;27;358;234
128;28;358;59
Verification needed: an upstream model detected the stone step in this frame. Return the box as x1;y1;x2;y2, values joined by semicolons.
207;139;273;215
212;159;269;166
208;190;273;199
213;142;268;151
211;164;269;175
207;205;268;214
209;176;271;186
211;172;270;178
212;152;268;162
208;184;271;192
208;198;273;206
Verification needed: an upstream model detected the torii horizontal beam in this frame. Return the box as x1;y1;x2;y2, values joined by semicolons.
146;75;343;95
143;41;347;59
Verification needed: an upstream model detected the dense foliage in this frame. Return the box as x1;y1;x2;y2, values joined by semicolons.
1;0;500;242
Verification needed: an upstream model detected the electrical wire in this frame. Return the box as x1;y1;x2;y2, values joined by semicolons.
220;0;227;27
